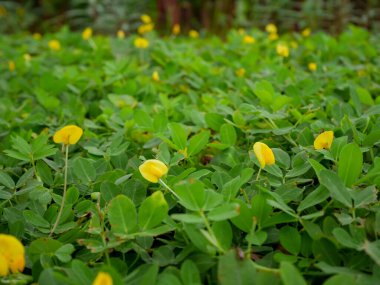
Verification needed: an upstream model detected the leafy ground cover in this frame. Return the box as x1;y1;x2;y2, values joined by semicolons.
0;25;380;284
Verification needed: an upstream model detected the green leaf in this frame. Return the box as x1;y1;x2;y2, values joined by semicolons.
298;186;329;212
138;191;168;230
169;122;187;150
134;109;153;130
55;244;75;263
175;181;205;211
207;203;240;221
218;250;257;285
108;195;137;235
72;157;97;183
252;80;275;105
188;131;210;156
280;262;307;285
23;210;50;228
338;143;362;187
251;193;272;226
213;220;233;250
319;170;352;208
36;160;54;186
279;226;301;255
180;260;202;285
356;86;374;106
220;124;237;146
332;228;361;249
362;240;380;266
0;172;15;188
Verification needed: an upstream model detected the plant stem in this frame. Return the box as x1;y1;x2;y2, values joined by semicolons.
199;210;225;254
96;194;111;265
159;179;180;200
50;144;69;237
256;168;262;181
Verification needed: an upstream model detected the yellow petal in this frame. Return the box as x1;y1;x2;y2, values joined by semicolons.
314;131;334;150
139;160;168;183
82;27;93;40
92;272;113;285
0;234;25;275
53;125;83;145
253;142;275;169
0;254;9;277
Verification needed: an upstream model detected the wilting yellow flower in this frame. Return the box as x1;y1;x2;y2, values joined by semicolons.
33;33;41;40
243;35;255;44
23;54;32;62
276;43;289;57
82;27;93;40
53;125;83;145
314;131;334;150
141;14;152;24
302;28;311;37
92;272;113;285
117;30;125;39
235;68;246;77
48;40;61;51
152;71;160;82
139;159;168;183
253;142;275;169
8;60;15;72
134;37;149;49
189;30;199;38
138;23;154;34
172;24;180;35
268;33;278;41
0;234;25;277
308;62;317;71
265;23;277;34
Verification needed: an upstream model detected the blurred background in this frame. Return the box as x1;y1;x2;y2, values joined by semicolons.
1;0;380;35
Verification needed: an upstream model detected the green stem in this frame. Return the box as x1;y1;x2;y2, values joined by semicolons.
96;194;111;265
252;262;280;274
159;179;180;200
50;144;69;236
256;168;262;181
245;218;257;258
199;210;225;254
240;188;250;203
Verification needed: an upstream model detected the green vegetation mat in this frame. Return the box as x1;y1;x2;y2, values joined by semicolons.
0;25;380;284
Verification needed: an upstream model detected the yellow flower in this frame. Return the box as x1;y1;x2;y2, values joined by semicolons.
152;71;160;82
189;30;199;38
268;33;278;41
92;272;113;285
243;35;255;44
139;159;168;183
134;37;149;49
138;23;154;34
265;23;277;34
141;14;152;24
302;28;311;37
314;131;334;150
235;68;246;77
308;62;317;71
253;142;275;169
48;40;61;51
24;54;32;62
117;30;125;39
0;234;25;277
276;43;289;57
53;125;83;145
172;24;180;35
82;27;93;40
8;60;15;72
33;33;41;40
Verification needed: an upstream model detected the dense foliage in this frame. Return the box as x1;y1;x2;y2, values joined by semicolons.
0;25;380;284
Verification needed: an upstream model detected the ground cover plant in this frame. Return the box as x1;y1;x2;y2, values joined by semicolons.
0;22;380;284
